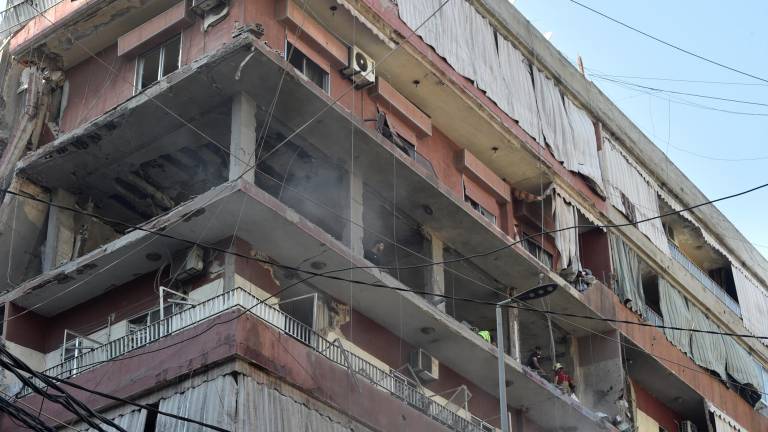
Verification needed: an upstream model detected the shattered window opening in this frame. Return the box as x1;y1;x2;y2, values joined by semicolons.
136;35;182;91
286;42;330;94
463;194;496;226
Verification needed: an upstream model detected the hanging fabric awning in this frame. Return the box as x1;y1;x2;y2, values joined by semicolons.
495;38;541;141
609;234;644;312
658;277;692;356
707;401;747;432
731;266;768;347
563;97;604;195
534;68;574;164
689;305;728;380
398;0;542;143
553;192;579;271
156;374;238;432
599;136;669;255
238;376;360;431
77;408;147;432
724;335;763;391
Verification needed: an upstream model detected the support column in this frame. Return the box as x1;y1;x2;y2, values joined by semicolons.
429;233;445;312
42;188;76;272
507;306;520;362
346;173;365;257
229;93;257;183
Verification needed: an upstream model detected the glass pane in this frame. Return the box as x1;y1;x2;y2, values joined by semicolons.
139;47;161;89
286;42;305;70
162;36;181;77
304;59;329;92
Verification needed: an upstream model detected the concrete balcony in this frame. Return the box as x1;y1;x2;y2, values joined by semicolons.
668;241;741;316
25;287;484;432
5;181;616;431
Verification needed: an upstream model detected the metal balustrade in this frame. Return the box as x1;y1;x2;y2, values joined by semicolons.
668;241;741;316
27;288;483;432
642;305;664;328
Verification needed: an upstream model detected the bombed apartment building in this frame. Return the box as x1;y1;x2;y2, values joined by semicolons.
0;0;765;431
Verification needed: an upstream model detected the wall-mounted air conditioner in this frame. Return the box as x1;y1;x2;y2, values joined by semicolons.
174;246;205;281
679;420;697;432
408;348;439;383
342;46;375;87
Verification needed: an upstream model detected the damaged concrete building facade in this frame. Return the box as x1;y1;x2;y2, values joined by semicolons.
0;0;766;431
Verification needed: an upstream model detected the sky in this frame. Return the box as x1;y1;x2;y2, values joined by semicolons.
512;0;768;259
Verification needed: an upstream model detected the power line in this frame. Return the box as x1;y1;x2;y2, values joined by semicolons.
0;389;78;431
592;73;768;87
593;75;768;108
567;0;768;84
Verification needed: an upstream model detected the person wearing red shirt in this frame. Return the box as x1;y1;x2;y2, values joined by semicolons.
553;363;576;394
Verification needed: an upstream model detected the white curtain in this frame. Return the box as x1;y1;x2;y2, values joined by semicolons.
723;335;762;391
609;234;644;312
79;408;147;432
156;374;237;432
495;38;541;141
731;265;768;347
563;97;603;194
600;137;669;255
238;376;360;432
398;0;542;142
553;192;579;270
689;305;727;380
658;278;692;356
534;68;573;164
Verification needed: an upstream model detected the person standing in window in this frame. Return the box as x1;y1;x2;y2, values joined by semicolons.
365;240;386;265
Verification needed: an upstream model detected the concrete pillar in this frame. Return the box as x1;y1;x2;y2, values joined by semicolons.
575;330;624;418
507;306;520;362
229;92;257;183
429;234;445;312
42;189;76;271
345;173;365;257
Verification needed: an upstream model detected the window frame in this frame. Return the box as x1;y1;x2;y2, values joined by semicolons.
285;40;330;94
135;34;182;93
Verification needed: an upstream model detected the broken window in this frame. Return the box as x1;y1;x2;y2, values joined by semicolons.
523;237;553;269
136;35;181;91
127;303;182;333
286;42;330;93
464;194;496;225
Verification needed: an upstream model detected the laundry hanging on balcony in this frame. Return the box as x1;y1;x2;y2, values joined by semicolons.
731;265;768;347
600;136;669;255
396;0;541;140
609;234;644;312
658;278;692;356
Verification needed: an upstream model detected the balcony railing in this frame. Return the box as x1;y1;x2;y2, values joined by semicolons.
27;288;483;432
642;305;664;328
668;241;741;316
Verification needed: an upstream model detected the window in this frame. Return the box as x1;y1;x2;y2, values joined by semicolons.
286;42;330;93
127;304;182;332
524;238;553;269
464;194;497;225
136;35;181;91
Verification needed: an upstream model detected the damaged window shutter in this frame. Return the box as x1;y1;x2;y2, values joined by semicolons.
609;234;644;312
658;278;692;356
552;192;579;271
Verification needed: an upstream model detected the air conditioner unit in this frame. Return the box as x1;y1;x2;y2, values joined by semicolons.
190;0;224;14
342;46;375;86
679;420;698;432
174;246;205;281
408;348;439;382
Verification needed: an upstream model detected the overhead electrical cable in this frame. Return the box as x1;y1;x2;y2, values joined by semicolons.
567;0;768;84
